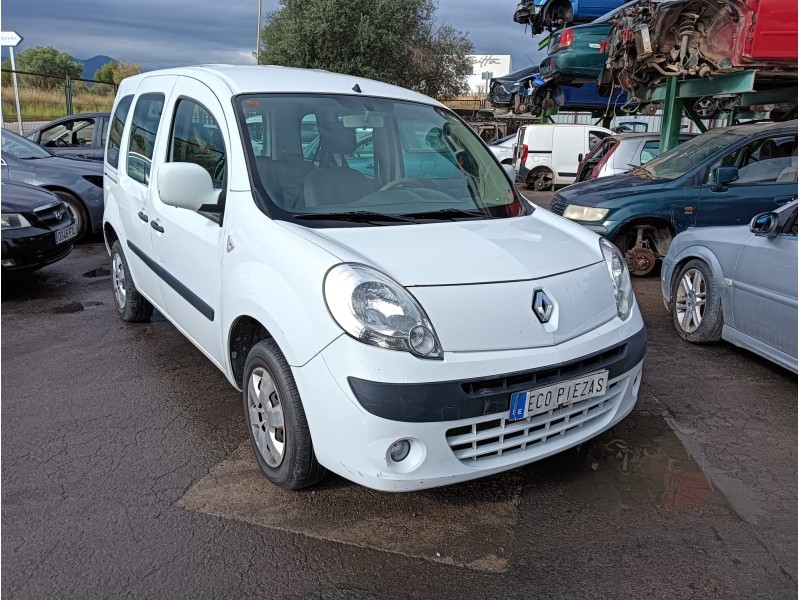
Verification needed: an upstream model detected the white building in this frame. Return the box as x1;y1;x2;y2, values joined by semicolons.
465;55;512;96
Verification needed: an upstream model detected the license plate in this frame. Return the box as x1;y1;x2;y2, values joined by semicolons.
55;224;78;244
509;370;609;421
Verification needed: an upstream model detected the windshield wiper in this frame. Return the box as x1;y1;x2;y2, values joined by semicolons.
292;211;418;225
627;164;653;178
399;208;486;221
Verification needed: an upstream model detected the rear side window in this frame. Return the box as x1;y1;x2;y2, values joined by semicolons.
107;95;133;168
40;118;96;148
640;141;660;164
127;93;165;185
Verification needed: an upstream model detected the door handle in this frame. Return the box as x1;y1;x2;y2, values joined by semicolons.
151;220;164;233
138;211;149;222
775;196;796;205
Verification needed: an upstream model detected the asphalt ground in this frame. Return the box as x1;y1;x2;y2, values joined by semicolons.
2;190;797;599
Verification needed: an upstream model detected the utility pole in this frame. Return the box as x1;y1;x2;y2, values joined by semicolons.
256;0;264;64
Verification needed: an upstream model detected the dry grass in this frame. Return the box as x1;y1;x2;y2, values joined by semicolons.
1;85;115;120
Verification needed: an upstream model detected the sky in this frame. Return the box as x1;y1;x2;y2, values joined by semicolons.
0;0;549;79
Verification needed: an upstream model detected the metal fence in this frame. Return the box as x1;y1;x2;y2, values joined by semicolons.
1;69;117;134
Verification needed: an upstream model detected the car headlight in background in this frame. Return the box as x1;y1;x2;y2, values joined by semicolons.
600;238;633;320
1;214;32;230
324;263;443;359
562;205;609;222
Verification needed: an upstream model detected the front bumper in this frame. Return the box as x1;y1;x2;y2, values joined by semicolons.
293;312;646;491
1;226;75;271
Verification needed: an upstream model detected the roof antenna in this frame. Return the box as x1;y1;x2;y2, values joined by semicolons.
352;83;362;93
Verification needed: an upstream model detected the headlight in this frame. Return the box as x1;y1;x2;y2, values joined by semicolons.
1;213;32;230
324;263;443;359
562;205;609;222
600;238;633;320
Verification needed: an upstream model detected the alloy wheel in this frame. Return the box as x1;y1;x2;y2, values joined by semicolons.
675;268;707;333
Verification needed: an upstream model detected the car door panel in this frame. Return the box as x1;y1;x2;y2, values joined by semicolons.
148;78;227;366
732;234;798;358
118;76;178;311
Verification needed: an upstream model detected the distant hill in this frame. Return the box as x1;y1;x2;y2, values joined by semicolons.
74;55;117;81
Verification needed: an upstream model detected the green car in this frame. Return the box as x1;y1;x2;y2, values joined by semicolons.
540;1;636;84
550;120;799;276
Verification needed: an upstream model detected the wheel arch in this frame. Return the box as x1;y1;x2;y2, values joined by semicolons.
610;216;677;258
228;314;273;390
668;246;732;325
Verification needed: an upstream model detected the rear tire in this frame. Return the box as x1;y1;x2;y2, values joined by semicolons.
671;259;723;343
243;339;326;490
110;240;154;322
53;190;89;241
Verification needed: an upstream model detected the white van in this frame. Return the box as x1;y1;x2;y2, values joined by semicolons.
102;65;645;492
513;124;612;190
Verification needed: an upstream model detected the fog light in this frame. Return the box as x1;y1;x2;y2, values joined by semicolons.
389;439;411;462
2;259;15;267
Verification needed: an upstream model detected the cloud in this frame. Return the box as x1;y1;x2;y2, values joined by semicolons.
1;0;549;73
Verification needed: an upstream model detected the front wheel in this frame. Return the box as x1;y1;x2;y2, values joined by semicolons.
671;259;723;343
243;339;326;490
54;190;89;241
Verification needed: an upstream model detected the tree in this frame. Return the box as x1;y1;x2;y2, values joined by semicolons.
259;0;474;100
112;60;141;85
94;61;118;84
13;46;83;89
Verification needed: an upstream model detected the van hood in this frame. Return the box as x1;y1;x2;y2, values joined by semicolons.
557;174;670;206
278;209;604;286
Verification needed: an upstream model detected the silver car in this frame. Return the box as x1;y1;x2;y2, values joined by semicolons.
576;132;695;182
661;200;798;372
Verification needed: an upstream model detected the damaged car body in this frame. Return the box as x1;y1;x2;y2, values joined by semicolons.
514;0;627;35
600;0;798;94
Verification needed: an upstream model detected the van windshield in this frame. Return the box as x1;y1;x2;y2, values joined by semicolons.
235;94;529;226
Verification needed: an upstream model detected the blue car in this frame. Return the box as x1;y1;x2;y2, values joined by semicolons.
488;64;630;115
514;0;626;35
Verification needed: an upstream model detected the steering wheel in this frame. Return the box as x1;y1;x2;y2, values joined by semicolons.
54;137;69;147
378;177;424;192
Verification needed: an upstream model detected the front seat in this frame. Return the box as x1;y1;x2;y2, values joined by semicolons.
303;121;377;207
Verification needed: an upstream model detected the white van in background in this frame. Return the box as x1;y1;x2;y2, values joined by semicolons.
514;124;612;190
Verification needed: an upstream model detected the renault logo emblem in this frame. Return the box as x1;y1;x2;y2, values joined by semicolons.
532;289;554;323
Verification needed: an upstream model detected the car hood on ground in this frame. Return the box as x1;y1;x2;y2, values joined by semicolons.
279;209;604;286
0;180;61;212
557;174;670;207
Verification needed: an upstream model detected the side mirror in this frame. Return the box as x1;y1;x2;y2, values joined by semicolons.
157;162;218;211
712;166;739;191
749;211;780;237
503;163;516;182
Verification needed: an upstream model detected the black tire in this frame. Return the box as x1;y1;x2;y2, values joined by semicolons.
53;190;90;241
243;339;326;490
671;259;723;344
110;240;154;322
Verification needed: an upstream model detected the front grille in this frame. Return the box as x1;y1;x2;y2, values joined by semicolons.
446;380;625;464
461;343;625;398
33;203;67;228
549;192;567;215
